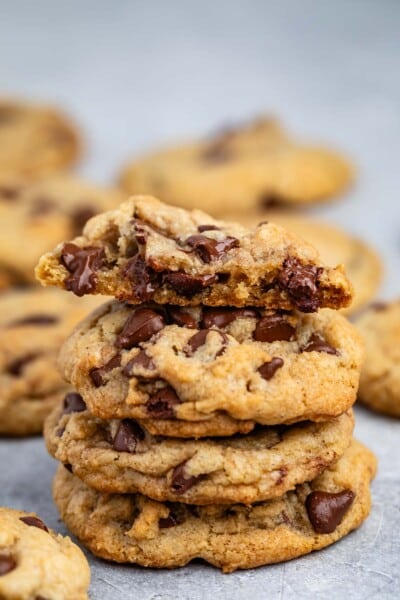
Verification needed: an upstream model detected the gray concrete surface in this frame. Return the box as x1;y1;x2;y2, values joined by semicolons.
0;1;399;598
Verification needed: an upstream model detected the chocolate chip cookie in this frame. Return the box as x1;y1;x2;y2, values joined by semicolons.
0;98;81;178
45;398;354;504
0;507;90;599
119;117;353;215
0;287;103;435
0;175;124;283
58;300;363;428
53;439;376;572
356;300;400;416
35;196;353;311
230;213;382;315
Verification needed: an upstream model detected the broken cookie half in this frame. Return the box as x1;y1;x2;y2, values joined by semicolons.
35;196;353;312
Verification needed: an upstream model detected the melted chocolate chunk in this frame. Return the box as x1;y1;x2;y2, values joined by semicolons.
71;206;96;234
147;386;180;419
116;308;165;349
259;192;282;209
306;489;355;534
164;272;217;296
113;420;145;453
302;333;338;355
89;353;121;387
123;351;156;377
168;306;198;329
278;257;322;313
197;224;221;233
63;463;73;473
258;357;284;380
123;254;159;301
202;307;258;329
61;243;105;296
0;554;16;576
7;314;58;327
171;461;203;494
185;235;239;263
254;315;295;342
62;392;86;414
158;504;185;529
7;353;38;376
185;329;228;356
19;516;48;532
132;219;149;245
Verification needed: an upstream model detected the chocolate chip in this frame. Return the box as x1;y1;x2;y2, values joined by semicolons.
19;516;48;532
62;392;86;414
185;235;239;263
202;307;258;329
71;206;96;234
278;257;322;313
61;243;105;296
184;329;228;356
7;353;38;376
30;196;55;216
63;463;73;473
133;219;149;245
253;315;295;342
89;353;121;387
7;314;58;327
171;461;203;494
370;301;387;312
123;255;159;301
113;420;145;453
159;504;185;528
122;351;156;377
147;386;180;419
164;272;217;296
302;333;338;355
115;308;165;349
0;185;21;200
0;554;16;576
259;192;282;209
258;357;284;380
197;224;221;233
167;307;198;329
200;135;234;163
306;490;355;534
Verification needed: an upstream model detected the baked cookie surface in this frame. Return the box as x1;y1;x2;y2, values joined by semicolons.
119;118;353;214
58;300;363;427
0;175;124;282
0;506;90;599
35;196;353;312
356;300;400;416
45;400;354;505
53;440;376;572
0;99;80;178
0;287;103;435
232;213;382;315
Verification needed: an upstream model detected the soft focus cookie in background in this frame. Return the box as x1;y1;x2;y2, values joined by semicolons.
0;507;90;599
53;440;376;572
356;300;400;417
119;117;354;215
0;175;125;283
0;98;81;178
0;287;104;435
229;212;382;315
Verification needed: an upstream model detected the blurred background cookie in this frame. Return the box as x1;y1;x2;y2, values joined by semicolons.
119;117;354;216
356;300;400;417
0;175;125;284
0;287;104;436
0;99;81;178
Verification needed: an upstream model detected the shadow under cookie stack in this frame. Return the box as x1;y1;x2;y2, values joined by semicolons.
38;196;376;572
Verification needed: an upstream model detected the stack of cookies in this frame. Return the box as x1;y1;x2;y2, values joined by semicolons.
37;196;376;572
